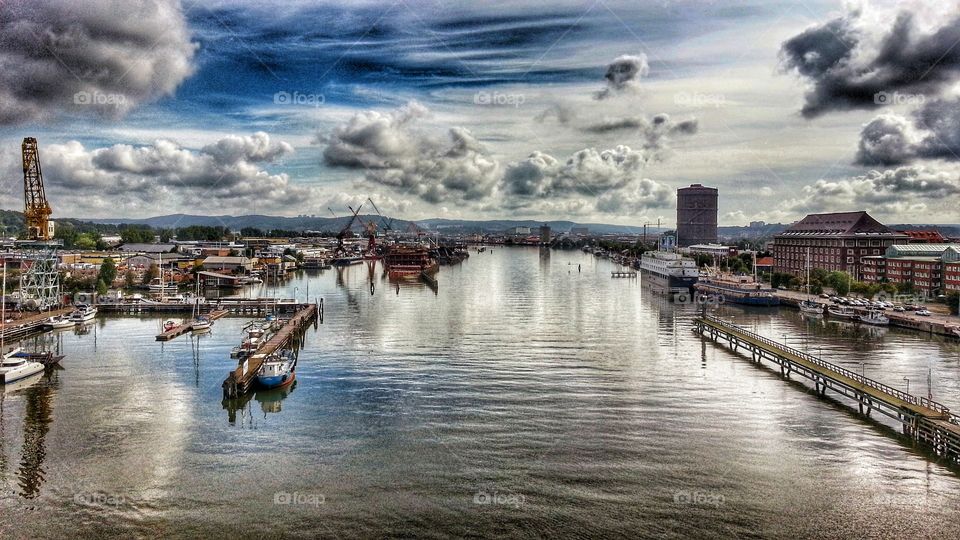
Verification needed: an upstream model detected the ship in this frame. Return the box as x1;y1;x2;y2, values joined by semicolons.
639;251;699;294
383;244;439;276
827;305;857;319
694;275;780;306
799;300;824;315
859;310;889;326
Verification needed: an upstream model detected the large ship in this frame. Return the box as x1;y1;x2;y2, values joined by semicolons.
694;275;780;306
639;251;699;293
383;244;439;276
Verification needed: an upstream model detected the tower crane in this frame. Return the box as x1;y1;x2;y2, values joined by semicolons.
21;137;54;241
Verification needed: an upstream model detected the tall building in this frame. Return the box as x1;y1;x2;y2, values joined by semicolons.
772;211;910;279
676;184;718;247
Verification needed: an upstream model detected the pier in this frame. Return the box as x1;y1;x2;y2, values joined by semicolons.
0;307;72;342
100;297;303;315
694;314;960;465
222;303;318;399
155;309;229;341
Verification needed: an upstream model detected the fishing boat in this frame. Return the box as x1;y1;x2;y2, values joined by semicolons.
799;300;824;315
0;348;44;385
68;304;98;322
256;349;296;389
859;310;890;326
45;314;75;330
827;305;857;319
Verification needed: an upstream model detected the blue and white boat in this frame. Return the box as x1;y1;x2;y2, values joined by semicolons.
256;349;296;389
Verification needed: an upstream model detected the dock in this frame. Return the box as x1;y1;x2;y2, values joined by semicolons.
694;315;960;465
0;307;72;342
222;303;318;399
155;309;229;341
101;297;303;315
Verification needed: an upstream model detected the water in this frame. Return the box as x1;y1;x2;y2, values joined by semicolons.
2;247;960;538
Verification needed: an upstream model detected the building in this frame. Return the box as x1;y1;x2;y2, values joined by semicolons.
676;184;718;247
539;225;551;244
201;256;254;273
570;226;589;236
897;230;948;244
118;243;176;253
772;211;910;279
685;244;737;259
505;226;531;235
862;244;960;297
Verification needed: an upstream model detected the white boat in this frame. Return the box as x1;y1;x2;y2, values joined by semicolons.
68;304;98;322
1;348;44;385
827;305;857;319
799;300;824;315
191;316;211;333
859;310;889;326
46;314;75;329
639;250;699;293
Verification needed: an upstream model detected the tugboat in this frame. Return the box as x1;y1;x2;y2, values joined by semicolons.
256;349;296;389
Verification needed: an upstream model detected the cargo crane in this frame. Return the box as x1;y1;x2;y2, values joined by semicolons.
367;198;395;235
21;137;54;241
332;204;363;256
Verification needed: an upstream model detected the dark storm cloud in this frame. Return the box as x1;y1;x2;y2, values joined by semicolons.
0;0;196;124
595;54;649;99
856;97;960;165
780;10;960;118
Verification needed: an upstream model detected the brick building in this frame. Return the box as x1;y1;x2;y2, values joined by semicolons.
772;211;909;279
676;184;718;247
862;244;960;296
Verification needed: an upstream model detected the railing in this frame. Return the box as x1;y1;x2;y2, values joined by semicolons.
699;315;957;421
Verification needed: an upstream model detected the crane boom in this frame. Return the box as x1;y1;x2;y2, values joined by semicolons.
22;137;54;241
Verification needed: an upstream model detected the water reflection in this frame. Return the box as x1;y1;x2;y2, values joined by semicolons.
0;370;57;499
222;380;297;425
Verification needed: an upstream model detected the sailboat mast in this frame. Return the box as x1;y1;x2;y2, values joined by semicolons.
1;260;6;354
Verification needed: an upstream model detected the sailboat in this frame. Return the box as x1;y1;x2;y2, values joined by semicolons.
191;279;211;333
799;247;824;315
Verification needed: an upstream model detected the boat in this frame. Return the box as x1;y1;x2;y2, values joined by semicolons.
191;316;211;333
68;304;98;322
859;310;890;326
639;250;699;295
256;349;296;389
1;348;44;385
162;320;178;332
45;314;75;330
383;244;439;276
694;275;779;306
827;305;858;319
799;300;824;315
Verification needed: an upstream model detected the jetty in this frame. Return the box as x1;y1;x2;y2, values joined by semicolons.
222;303;318;399
0;307;72;342
155;309;229;341
694;314;960;465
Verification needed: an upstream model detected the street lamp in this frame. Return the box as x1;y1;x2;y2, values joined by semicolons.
903;377;910;394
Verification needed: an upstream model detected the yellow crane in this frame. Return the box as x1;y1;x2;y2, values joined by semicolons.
21;137;54;241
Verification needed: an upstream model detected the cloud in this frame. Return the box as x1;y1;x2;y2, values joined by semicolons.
780;8;960;117
582;113;698;154
0;0;197;125
779;166;960;218
21;133;307;217
502;144;672;211
855;97;960;165
595;54;649;100
321;101;499;204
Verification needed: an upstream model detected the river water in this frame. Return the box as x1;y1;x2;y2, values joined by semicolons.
2;247;959;538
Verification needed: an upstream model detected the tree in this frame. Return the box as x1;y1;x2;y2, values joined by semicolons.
125;269;137;289
75;233;97;250
143;263;159;285
98;257;117;287
96;278;108;296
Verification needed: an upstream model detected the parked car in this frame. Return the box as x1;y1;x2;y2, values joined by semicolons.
915;309;932;316
894;306;906;312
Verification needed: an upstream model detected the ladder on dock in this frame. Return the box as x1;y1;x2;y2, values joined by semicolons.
694;315;960;465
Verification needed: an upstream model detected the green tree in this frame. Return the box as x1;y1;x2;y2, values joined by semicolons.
143;263;159;285
75;233;97;250
124;268;137;289
98;257;117;286
96;278;108;296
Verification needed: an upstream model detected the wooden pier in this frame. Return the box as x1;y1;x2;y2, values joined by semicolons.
155;310;229;341
222;303;318;399
694;315;960;465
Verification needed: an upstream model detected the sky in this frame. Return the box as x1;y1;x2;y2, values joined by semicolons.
1;0;960;226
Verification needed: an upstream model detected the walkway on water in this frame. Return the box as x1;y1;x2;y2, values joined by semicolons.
222;303;319;399
694;314;960;465
155;309;229;341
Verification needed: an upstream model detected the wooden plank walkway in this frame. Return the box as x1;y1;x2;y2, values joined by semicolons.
694;315;960;465
222;304;318;398
155;309;229;341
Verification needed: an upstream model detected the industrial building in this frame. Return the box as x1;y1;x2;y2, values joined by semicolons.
676;184;718;247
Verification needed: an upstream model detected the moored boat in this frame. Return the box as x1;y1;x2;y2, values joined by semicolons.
383;244;438;276
256;349;296;389
827;305;857;319
859;310;890;326
799;300;824;315
68;304;98;323
639;250;699;295
0;348;44;384
45;314;75;329
694;276;779;306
